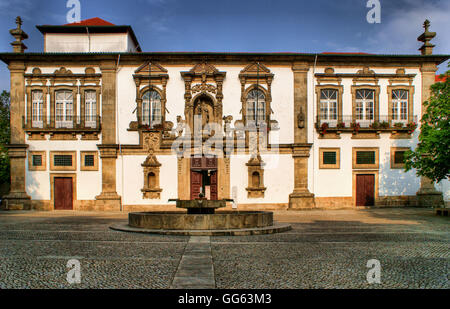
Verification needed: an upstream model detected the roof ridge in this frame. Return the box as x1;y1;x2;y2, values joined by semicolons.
63;17;115;27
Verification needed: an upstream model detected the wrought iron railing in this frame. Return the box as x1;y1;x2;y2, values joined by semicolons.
23;115;101;131
316;115;418;131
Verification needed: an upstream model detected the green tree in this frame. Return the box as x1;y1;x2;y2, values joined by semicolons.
405;68;449;183
0;91;10;186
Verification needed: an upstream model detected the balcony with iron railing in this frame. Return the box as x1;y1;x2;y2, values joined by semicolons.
23;115;102;133
315;115;418;134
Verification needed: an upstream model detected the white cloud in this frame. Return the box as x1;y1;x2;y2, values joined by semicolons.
366;0;450;55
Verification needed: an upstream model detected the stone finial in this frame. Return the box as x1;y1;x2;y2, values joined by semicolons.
417;19;436;55
9;16;28;53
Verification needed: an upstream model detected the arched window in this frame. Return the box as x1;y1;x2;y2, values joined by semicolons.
246;89;266;126
148;172;156;188
355;89;374;121
392;89;408;122
320;89;338;122
142;90;162;127
55;90;73;128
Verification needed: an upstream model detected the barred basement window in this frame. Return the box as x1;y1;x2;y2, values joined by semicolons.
394;151;406;164
356;151;375;165
54;155;73;167
32;155;43;166
323;152;337;165
390;147;410;169
319;148;340;169
84;155;95;167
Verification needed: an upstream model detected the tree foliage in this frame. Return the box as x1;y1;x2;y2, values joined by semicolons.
405;67;450;183
0;91;10;185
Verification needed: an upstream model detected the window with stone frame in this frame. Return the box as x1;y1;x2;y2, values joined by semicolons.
28;151;46;171
392;89;409;123
355;89;375;123
142;90;162;128
246;89;266;127
353;147;379;169
80;151;99;171
390;147;410;169
50;151;76;171
84;90;97;128
319;148;340;169
31;90;44;128
55;90;74;128
320;89;338;123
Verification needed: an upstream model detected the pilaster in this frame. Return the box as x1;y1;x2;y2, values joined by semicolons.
95;60;121;209
289;62;315;209
416;62;444;207
2;61;31;210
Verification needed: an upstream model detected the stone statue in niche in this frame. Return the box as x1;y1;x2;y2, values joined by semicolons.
297;107;305;129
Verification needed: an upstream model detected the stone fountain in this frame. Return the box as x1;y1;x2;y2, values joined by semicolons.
110;198;291;236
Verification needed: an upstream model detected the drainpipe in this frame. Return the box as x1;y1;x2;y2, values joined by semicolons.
86;27;91;52
115;54;124;211
312;54;318;195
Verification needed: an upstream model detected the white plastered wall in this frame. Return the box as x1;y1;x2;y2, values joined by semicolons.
311;67;423;198
230;154;293;205
25;138;102;201
117;155;178;205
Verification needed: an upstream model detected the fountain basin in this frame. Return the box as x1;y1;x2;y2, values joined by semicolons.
175;200;226;214
128;211;273;230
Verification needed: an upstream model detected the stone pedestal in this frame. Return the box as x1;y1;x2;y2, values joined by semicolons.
95;145;121;211
416;177;444;208
289;144;315;210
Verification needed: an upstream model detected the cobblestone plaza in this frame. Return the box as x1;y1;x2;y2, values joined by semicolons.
0;208;448;289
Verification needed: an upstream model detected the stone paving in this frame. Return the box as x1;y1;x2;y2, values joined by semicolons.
0;208;448;289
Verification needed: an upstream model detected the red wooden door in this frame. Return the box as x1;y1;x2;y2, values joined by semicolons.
54;178;73;210
356;174;375;206
210;171;218;201
190;171;203;200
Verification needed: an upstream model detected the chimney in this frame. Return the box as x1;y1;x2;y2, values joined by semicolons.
417;19;436;56
9;16;28;53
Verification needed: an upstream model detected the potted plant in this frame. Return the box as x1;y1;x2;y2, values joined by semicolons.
351;122;360;133
320;122;329;134
394;122;404;129
337;122;346;129
407;122;417;133
370;121;380;129
380;121;389;129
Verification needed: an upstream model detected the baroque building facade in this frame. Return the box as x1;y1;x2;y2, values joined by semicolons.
1;17;448;211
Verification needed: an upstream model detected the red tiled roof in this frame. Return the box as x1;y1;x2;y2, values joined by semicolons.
435;75;447;82
64;17;115;27
321;52;372;55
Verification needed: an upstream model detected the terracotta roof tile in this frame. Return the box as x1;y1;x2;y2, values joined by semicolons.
63;17;115;26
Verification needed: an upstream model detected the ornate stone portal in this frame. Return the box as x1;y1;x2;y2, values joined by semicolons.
181;62;226;133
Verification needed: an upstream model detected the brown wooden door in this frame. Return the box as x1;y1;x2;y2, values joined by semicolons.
54;177;73;210
210;171;218;201
356;174;375;206
190;171;202;200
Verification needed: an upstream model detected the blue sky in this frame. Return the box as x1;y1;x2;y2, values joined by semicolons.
0;0;448;90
